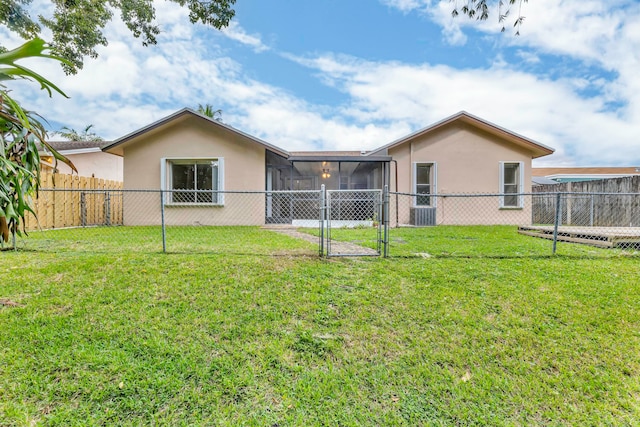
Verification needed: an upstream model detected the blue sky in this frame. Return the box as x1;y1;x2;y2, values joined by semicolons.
3;0;640;166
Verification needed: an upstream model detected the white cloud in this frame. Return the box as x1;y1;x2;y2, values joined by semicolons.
3;0;639;167
234;97;411;152
0;2;404;153
373;0;640;165
289;51;640;166
220;21;270;52
380;0;430;13
515;50;541;64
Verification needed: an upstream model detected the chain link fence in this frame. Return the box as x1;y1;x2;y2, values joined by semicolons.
326;190;383;256
388;191;640;256
11;189;324;255
6;188;640;256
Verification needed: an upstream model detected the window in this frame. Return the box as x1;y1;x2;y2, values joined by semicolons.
414;162;436;206
500;161;524;208
163;158;224;204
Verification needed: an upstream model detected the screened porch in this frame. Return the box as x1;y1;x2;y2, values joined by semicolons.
265;151;390;224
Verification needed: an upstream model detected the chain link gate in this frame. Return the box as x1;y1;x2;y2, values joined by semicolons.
325;189;383;256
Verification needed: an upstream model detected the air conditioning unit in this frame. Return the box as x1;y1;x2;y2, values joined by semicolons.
410;207;437;226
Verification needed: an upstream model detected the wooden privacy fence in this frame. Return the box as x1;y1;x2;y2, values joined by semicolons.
24;172;123;231
533;176;640;194
533;176;640;227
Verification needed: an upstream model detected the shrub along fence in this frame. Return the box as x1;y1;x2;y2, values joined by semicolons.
23;172;123;231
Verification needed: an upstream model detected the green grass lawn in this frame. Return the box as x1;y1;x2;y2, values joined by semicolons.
13;226;318;255
320;224;638;258
1;227;639;425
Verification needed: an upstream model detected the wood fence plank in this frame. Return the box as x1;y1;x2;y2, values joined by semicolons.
23;172;123;231
533;176;640;227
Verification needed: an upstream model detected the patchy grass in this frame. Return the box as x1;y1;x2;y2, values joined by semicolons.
1;227;640;425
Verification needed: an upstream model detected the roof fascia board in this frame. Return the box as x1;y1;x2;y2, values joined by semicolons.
288;155;391;162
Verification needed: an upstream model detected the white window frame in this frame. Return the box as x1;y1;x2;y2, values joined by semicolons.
161;157;224;205
499;161;524;208
413;162;437;207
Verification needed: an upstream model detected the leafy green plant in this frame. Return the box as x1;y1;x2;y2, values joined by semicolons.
0;38;76;243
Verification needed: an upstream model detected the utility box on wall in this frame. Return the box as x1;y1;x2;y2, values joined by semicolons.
410;207;437;226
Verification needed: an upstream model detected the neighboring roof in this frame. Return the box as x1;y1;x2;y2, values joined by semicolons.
532;176;560;185
367;111;555;159
532;167;640;177
46;140;110;150
102;108;290;158
38;140;111;155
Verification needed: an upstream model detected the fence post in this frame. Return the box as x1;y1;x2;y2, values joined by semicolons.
80;192;87;227
590;194;594;226
320;184;325;257
326;189;331;256
104;192;111;226
552;192;562;254
383;185;390;258
160;190;167;253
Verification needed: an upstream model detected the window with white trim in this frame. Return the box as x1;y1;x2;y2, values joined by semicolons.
163;158;224;204
500;161;524;208
414;162;436;207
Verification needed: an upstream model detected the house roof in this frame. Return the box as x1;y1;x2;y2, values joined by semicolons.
102;108;554;162
532;176;560;185
367;111;555;159
45;140;110;150
532;167;640;177
102;108;290;158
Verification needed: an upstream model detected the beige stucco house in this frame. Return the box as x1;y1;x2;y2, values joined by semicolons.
368;111;554;225
103;108;553;226
103;109;288;226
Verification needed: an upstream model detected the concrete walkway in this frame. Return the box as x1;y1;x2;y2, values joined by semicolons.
262;225;379;256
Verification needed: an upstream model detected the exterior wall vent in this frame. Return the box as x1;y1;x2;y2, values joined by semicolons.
410;207;437;226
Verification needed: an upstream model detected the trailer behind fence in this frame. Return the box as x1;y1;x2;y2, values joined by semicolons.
8;188;640;256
